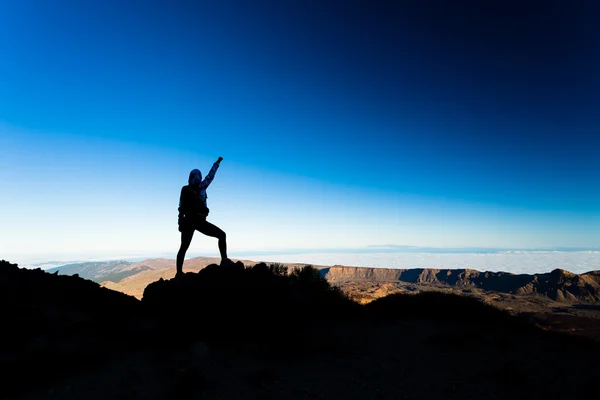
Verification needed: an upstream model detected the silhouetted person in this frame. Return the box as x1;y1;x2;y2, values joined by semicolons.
176;157;228;276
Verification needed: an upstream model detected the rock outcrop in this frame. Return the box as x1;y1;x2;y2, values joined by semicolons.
142;261;357;338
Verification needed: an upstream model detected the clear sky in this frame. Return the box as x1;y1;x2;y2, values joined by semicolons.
1;0;599;263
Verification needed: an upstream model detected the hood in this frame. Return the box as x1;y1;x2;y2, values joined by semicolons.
188;169;202;186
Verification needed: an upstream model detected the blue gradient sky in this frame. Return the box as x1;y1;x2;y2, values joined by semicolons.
1;0;599;262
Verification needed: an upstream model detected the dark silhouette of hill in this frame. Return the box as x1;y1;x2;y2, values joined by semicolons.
0;259;141;398
367;290;516;322
2;259;600;399
323;266;600;303
142;261;360;345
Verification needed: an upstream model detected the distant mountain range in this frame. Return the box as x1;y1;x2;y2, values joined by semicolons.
322;266;600;303
45;257;600;304
47;260;152;283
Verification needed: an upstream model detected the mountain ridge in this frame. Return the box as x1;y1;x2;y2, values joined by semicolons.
48;257;600;304
322;266;600;303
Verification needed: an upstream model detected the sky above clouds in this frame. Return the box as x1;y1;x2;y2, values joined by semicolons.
1;0;599;264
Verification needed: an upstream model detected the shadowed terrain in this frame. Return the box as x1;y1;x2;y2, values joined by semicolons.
4;258;600;399
53;257;600;340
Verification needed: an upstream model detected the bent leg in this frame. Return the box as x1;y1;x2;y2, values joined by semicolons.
176;229;194;274
197;220;227;261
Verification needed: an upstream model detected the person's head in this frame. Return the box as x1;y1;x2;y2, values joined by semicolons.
189;169;202;187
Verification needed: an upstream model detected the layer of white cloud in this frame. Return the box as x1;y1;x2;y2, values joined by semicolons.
237;251;600;275
12;250;600;275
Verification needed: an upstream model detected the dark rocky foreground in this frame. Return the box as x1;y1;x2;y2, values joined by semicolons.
2;259;600;400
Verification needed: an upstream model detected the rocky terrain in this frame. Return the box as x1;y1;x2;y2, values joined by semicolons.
2;258;600;399
323;266;600;303
327;267;600;341
49;258;600;303
49;257;600;340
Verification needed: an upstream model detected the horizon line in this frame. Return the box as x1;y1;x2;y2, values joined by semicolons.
12;245;600;268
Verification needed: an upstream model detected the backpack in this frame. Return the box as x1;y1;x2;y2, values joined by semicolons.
178;185;209;231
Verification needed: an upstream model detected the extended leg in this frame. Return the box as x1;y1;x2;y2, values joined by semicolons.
176;229;194;274
197;220;228;261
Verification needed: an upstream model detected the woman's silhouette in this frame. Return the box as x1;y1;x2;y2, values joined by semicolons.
176;157;228;276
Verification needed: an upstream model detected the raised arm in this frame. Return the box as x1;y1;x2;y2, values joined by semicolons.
201;157;223;189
